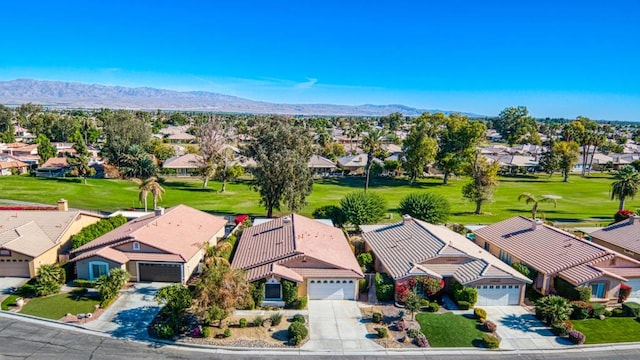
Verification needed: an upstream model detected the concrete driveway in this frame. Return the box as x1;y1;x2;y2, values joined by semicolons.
0;277;28;303
302;300;381;352
84;282;164;340
484;306;572;349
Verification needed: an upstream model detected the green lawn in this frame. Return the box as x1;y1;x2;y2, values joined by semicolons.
0;172;626;224
571;317;640;344
19;292;100;320
1;294;20;311
416;312;484;347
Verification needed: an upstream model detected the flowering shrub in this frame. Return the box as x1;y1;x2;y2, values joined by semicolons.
395;284;412;303
551;320;573;336
395;319;407;331
614;209;635;223
570;301;593;320
620;284;632;303
415;334;430;347
483;320;497;332
568;330;586;345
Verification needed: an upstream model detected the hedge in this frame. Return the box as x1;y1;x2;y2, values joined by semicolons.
71;215;127;249
622;302;640;317
374;272;394;302
72;279;96;288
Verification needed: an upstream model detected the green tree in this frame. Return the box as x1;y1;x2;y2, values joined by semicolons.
147;138;176;164
15;103;43;127
0;105;15;143
402;114;438;183
339;191;387;226
552;141;580;182
362;128;384;191
462;153;499;214
535;295;573;325
35;134;56;164
399;192;450;224
67;134;95;184
95;268;129;305
34;264;66;296
101;110;152;167
538;144;560;176
383;159;401;177
156;284;192;314
405;291;421;320
436;114;486;184
120;145;156;179
517;193;560;219
244;116;314;217
611;165;640;211
494;106;538;146
132;176;164;211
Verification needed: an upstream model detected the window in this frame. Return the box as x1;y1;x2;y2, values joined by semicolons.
349;280;353;283
484;242;490;251
89;261;109;280
310;280;315;284
264;283;282;299
330;280;334;283
498;250;512;265
0;249;11;256
591;283;606;299
133;242;140;251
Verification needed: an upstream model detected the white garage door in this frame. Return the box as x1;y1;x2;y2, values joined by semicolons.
625;279;640;299
308;279;356;300
0;259;30;277
476;284;521;306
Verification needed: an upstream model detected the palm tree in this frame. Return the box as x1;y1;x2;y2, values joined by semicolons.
517;193;561;219
131;176;165;211
362;128;384;191
611;165;640;210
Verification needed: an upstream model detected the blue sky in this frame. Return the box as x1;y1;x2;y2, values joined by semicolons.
1;1;639;120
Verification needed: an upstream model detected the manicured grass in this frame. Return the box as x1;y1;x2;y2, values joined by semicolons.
571;317;640;344
19;292;100;320
0;172;625;224
1;294;20;311
416;312;484;347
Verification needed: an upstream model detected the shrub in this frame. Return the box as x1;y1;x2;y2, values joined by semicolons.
72;279;97;288
591;303;605;318
418;277;444;298
406;328;421;338
250;280;265;307
622;302;640;317
568;330;586;345
604;309;612;317
428;302;440;312
570;301;593;320
372;312;383;324
376;327;388;338
16;284;36;297
202;326;212;338
395;319;407;331
239;318;247;328
269;313;283;326
359;278;368;294
457;301;471;310
474;308;487;321
282;280;299;308
611;308;625;317
454;286;478;306
614;209;635;223
482;334;500;349
415;334;430;348
312;205;346;227
511;262;536;280
357;253;374;273
554;277;589;301
153;323;176;339
535;295;573;325
398;192;450;224
575;287;592;302
223;328;231;338
295;296;308;310
340;191;387;226
288;322;308;345
483;320;497;332
551;320;573;336
252;316;264;327
620;284;632;303
292;314;305;324
35;264;66;296
374;272;394;302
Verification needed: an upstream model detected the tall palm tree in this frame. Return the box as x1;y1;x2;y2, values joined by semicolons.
131;176;165;211
517;193;560;219
611;165;640;210
362;128;384;191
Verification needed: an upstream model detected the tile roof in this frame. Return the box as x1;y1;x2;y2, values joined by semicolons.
72;205;227;263
557;263;606;285
0;221;56;257
232;214;363;282
363;217;530;285
0;159;28;169
0;209;88;244
474;216;610;275
163;154;202;169
39;157;69;169
590;217;640;255
308;155;337;168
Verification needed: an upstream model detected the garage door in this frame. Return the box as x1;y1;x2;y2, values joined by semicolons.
138;263;182;283
308;279;356;300
0;259;30;277
625;279;640;299
476;284;521;306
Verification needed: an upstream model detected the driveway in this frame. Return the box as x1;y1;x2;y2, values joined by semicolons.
84;282;164;340
484;306;572;349
0;277;28;303
302;300;381;352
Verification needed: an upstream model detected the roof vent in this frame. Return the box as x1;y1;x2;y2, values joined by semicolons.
628;215;640;225
283;215;291;224
402;214;412;223
531;218;543;230
154;207;164;216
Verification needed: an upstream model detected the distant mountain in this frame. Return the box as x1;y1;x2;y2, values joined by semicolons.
0;79;483;117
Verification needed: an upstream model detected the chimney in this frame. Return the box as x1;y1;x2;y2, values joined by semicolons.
154;207;164;216
57;199;68;212
402;214;412;223
283;215;291;224
628;215;640;225
532;218;543;230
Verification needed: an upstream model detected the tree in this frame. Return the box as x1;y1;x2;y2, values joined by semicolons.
147;138;176;164
538;144;560;176
101;110;152;167
462;153;499;214
436;114;486;185
156;284;192;314
535;295;573;326
339;191;387;226
67;133;95;184
34;264;66;296
96;268;129;304
517;193;560;219
244;116;314;217
196;117;229;188
0;105;15;143
494;106;538;146
34;134;56;164
120;145;156;179
362;128;384;191
402;114;438;183
611;165;640;211
553;141;580;182
404;291;421;320
383;159;401;177
399;192;450;224
216;147;243;193
15;103;43;127
132;176;165;211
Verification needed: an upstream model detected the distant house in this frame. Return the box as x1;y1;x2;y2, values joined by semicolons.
71;205;227;283
166;132;196;144
362;215;531;306
308;155;337;177
0;199;102;277
0;156;29;176
2;143;39;167
163;154;201;176
474;216;640;304
485;154;539;174
231;214;363;305
36;157;70;177
337;154;380;174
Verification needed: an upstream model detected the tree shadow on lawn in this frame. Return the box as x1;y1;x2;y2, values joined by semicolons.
498;313;555;337
109;306;162;340
315;177;442;190
37;177;82;184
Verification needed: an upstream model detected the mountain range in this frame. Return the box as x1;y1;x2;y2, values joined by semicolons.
0;79;482;117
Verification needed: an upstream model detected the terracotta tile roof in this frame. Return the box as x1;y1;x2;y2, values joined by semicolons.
124;252;185;262
232;214;363;282
558;264;606;285
474;216;611;275
590;217;640;255
72;205;227;263
39;157;69;169
0;159;28;169
0;221;56;257
0;209;92;244
363;217;531;285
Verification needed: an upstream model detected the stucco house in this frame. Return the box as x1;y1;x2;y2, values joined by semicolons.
0;199;102;277
71;205;227;283
308;154;337;177
231;214;363;305
474;216;640;304
362;215;532;306
0;156;29;176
